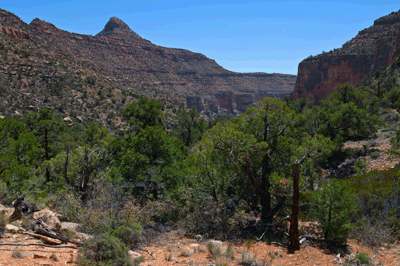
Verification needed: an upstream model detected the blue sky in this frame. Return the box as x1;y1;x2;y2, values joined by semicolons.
3;1;399;75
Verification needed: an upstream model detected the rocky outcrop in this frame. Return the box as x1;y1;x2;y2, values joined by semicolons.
1;26;31;40
293;10;400;103
26;14;295;117
186;86;291;119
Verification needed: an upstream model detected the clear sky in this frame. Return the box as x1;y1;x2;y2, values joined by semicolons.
2;1;399;75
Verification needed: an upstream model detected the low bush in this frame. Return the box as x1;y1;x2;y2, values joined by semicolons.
355;252;371;265
77;233;134;266
111;225;142;249
348;168;400;245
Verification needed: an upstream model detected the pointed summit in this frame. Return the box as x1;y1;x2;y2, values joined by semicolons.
104;17;130;31
97;17;137;38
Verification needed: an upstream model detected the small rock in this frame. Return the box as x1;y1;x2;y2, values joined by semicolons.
63;117;73;123
129;250;141;257
194;234;203;241
5;224;19;233
50;253;59;261
210;240;223;247
275;250;283;258
190;243;200;248
33;253;47;259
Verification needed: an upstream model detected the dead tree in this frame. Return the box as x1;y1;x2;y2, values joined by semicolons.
8;196;32;223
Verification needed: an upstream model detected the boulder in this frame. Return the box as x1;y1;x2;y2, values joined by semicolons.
33;208;61;232
209;240;223;247
73;232;91;240
0;204;14;220
61;222;82;234
5;224;25;233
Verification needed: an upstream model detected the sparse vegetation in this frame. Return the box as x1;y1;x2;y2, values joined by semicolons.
11;247;23;259
238;250;266;266
77;233;134;266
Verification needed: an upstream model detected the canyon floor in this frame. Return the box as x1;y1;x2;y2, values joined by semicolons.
0;229;399;266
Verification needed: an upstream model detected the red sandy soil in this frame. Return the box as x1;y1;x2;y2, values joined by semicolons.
2;230;400;266
132;231;400;266
0;234;78;266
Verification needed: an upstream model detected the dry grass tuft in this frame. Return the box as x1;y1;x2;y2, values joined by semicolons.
238;249;266;266
11;247;23;259
165;252;173;261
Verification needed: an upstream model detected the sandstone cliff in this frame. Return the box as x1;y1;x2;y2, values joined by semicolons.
292;10;400;103
0;9;296;121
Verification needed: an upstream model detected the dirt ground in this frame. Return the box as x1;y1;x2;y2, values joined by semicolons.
1;229;399;266
0;233;78;266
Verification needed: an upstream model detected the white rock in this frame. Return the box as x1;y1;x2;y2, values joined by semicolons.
5;224;21;233
129;250;141;258
209;240;223;247
63;117;73;123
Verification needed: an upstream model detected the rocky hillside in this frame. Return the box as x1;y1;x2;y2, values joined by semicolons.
292;10;400;103
0;9;296;126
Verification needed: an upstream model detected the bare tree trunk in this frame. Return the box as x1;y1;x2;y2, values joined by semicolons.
289;164;300;249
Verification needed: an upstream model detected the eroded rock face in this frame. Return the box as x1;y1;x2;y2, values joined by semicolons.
293;10;400;103
0;9;295;119
292;55;374;103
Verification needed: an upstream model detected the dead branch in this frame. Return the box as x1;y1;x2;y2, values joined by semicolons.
0;242;78;249
257;216;290;241
23;231;62;245
138;248;152;255
270;242;288;248
34;221;83;246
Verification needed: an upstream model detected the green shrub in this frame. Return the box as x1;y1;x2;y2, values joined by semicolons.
111;225;142;248
0;212;6;230
348;169;400;245
355;252;371;265
312;179;355;244
77;233;134;266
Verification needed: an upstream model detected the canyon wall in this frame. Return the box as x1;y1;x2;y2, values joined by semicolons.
292;10;400;103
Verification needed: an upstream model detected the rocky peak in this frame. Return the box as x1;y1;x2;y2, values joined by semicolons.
105;17;130;31
97;17;137;38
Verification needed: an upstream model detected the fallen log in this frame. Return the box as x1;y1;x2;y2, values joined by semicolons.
34;220;84;247
0;242;78;249
23;231;62;245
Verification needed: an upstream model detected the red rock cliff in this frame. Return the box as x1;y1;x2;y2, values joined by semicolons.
293;10;400;103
